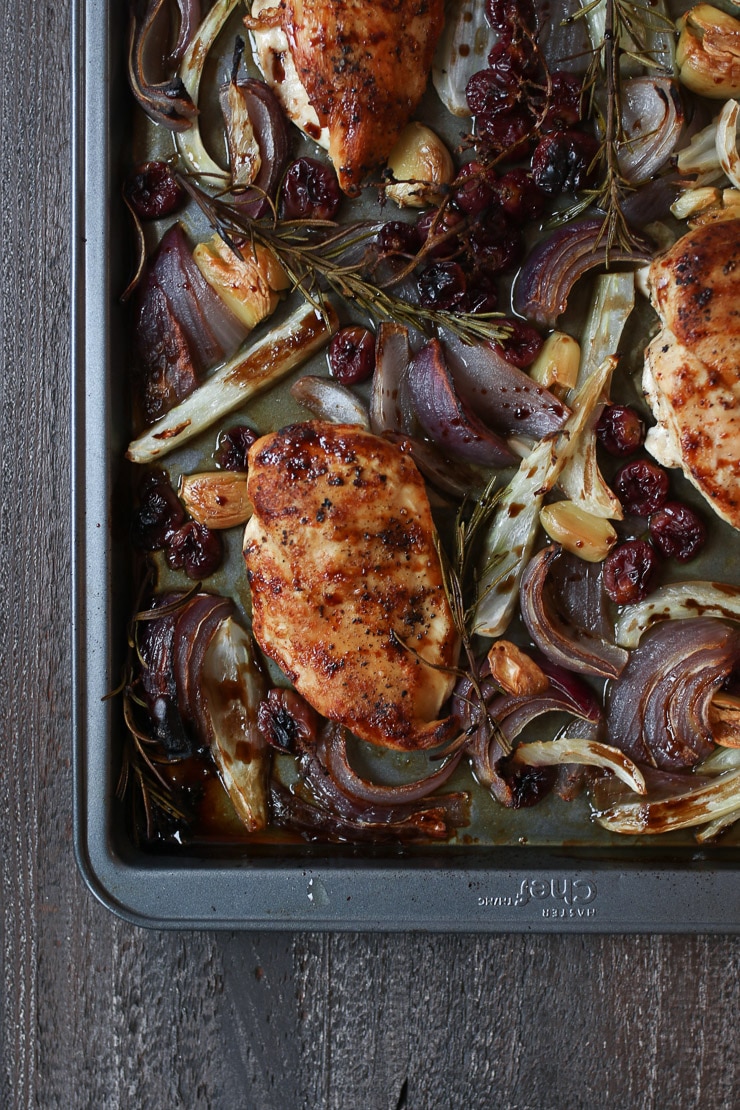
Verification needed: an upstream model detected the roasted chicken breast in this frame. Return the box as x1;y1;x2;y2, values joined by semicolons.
243;422;458;749
644;220;740;529
247;0;445;194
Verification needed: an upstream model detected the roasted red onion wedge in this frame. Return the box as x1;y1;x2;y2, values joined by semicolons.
464;661;601;808
317;726;463;808
407;339;515;466
170;0;200;62
220;74;291;217
134;224;248;424
606;618;740;771
133;590;270;832
520;545;629;679
128;0;198;131
266;717;470;842
618;78;684;185
383;433;484;499
440;330;570;439
512;220;648;328
269;781;469;843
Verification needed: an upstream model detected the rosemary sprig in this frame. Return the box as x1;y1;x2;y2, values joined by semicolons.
178;174;510;346
433;479;512;757
567;0;674;255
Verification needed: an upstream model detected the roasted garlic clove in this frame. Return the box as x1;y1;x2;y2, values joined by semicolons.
192;234;290;330
676;5;740;99
179;471;254;529
385;122;454;208
528;331;580;395
540;500;618;563
487;640;550;698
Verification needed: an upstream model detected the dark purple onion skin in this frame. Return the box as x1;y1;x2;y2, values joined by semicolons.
520;545;629;679
606;618;740;770
169;0;201;62
127;0;198;131
512;219;648;327
407;339;516;467
220;77;292;217
134;223;245;424
440;328;569;438
135;591;234;758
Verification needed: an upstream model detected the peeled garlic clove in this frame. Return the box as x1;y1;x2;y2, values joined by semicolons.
676;5;740;99
179;471;254;529
487;640;550;698
540;500;618;563
528;332;580;394
385;123;454;209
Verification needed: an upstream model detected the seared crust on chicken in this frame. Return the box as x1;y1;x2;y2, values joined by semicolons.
644;330;740;527
247;0;445;194
243;422;458;749
644;220;740;529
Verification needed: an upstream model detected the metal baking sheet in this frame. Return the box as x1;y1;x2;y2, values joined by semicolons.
71;0;740;930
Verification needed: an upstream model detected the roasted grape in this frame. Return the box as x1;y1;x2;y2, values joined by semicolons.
603;540;659;605
215;425;258;471
486;0;537;33
595;405;646;457
451;161;498;216
165;521;224;579
531;131;600;195
280;157;341;220
132;470;186;550
465;218;523;275
416;207;465;259
494;318;543;368
417;262;468;310
613;459;670;517
542;73;584;132
493;168;547;222
328;326;376;385
125;161;185;220
464;271;499;314
376;220;421;256
649;502;707;562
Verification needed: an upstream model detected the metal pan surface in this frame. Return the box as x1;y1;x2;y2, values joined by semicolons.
71;0;740;930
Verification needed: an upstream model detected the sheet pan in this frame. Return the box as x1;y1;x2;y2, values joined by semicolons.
71;0;740;931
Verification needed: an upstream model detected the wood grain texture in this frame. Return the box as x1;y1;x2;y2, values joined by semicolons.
1;0;739;1107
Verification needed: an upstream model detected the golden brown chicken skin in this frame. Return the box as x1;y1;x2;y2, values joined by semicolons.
247;0;445;194
243;422;458;749
644;220;740;529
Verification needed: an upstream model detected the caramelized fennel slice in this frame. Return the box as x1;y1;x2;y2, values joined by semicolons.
594;769;740;834
614;581;740;648
472;355;618;639
201;616;269;833
512;738;647;794
558;272;635;520
127;303;339;464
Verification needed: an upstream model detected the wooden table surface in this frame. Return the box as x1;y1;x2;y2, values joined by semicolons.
2;2;739;1107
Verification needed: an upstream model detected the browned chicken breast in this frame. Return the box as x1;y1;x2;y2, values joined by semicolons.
644;220;740;529
243;422;458;749
247;0;445;194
